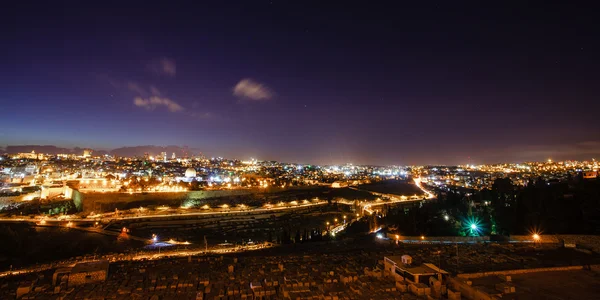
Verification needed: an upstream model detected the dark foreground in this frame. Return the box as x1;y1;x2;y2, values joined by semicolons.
1;235;599;299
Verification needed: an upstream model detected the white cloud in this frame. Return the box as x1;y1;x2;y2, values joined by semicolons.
233;78;274;102
134;96;183;112
148;58;176;77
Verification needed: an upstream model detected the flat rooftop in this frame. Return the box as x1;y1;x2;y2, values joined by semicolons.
71;260;109;274
386;256;442;275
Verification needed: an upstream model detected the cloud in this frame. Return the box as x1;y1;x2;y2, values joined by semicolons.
233;78;274;102
129;82;182;113
148;58;176;77
149;85;162;96
127;82;148;95
134;96;183;112
190;111;214;119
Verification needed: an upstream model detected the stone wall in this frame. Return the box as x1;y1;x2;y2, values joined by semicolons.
390;235;490;243
389;234;600;253
510;235;600;253
457;265;586;279
556;235;600;253
80;190;252;212
447;276;494;300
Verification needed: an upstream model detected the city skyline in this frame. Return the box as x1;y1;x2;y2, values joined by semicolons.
1;143;599;167
2;2;599;165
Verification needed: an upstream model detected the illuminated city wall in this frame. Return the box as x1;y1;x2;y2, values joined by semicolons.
80;190;252;212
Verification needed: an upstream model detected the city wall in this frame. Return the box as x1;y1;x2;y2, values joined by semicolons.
79;190;252;212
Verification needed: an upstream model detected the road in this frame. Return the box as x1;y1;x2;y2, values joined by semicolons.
0;179;437;278
0;200;329;225
0;243;271;278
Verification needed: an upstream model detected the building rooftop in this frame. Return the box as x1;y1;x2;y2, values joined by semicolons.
71;260;109;274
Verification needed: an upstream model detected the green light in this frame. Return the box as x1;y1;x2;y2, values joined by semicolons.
470;223;477;230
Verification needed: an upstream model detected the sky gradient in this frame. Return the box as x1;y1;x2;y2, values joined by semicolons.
2;1;599;165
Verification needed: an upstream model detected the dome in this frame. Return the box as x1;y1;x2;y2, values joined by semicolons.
184;168;197;178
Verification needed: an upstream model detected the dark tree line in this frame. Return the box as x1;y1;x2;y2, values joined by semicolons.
381;175;600;236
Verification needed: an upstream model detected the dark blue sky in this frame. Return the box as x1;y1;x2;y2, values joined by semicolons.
2;1;599;165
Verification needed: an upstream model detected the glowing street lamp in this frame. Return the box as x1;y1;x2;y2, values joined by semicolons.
444;215;449;221
470;223;477;230
532;233;540;241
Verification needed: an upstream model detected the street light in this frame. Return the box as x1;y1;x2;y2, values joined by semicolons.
532;234;540;241
470;223;477;230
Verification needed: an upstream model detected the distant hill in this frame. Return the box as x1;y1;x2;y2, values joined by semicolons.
3;145;201;158
5;145;76;155
110;145;196;157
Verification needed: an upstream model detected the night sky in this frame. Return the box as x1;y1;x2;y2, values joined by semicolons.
2;1;599;165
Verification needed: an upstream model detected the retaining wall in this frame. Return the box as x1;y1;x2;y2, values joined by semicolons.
457;265;585;279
